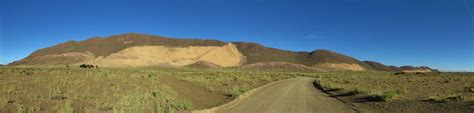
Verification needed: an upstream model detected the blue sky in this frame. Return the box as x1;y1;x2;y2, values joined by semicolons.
1;0;473;71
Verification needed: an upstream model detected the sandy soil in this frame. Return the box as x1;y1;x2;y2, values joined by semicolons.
313;63;366;71
402;69;432;73
159;76;230;109
95;43;244;67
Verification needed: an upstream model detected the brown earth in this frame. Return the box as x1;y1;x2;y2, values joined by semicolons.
159;76;230;109
185;61;221;69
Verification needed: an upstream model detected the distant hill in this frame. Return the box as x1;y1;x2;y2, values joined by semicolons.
363;61;437;72
9;33;436;72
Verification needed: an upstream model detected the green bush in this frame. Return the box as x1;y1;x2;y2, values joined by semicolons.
368;90;400;102
171;102;192;110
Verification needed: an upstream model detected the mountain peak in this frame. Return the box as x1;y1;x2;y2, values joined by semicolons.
308;49;360;64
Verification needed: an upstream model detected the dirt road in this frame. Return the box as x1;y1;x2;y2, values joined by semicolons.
214;77;355;113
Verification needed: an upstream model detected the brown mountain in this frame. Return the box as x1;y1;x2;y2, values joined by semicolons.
9;33;435;72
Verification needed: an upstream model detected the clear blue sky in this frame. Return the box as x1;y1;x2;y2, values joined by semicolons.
1;0;473;71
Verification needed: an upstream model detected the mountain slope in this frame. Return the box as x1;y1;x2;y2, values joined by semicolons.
363;61;401;72
92;43;244;67
240;62;326;72
10;33;228;65
308;49;374;71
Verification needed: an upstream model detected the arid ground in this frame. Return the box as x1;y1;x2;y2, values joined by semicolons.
0;67;472;113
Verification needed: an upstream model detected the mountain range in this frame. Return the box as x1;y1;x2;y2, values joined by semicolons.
9;33;436;72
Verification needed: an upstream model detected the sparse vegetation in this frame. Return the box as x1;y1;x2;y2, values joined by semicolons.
0;67;193;112
308;72;473;102
313;79;342;91
367;90;400;102
307;71;474;112
178;69;296;98
1;66;472;112
428;95;464;102
0;67;298;112
348;88;369;95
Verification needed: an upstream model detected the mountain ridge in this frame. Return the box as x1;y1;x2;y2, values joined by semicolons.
9;33;436;72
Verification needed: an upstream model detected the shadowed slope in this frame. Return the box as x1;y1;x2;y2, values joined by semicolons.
240;62;325;72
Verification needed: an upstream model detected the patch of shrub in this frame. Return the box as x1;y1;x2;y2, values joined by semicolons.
313;80;323;89
326;87;343;91
171;102;192;110
51;96;67;100
394;72;405;75
148;74;157;78
348;88;369;95
428;95;463;102
313;80;342;91
80;64;97;68
20;70;34;75
446;95;463;101
368;90;400;102
464;86;474;93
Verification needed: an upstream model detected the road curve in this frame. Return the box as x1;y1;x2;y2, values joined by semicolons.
215;77;355;113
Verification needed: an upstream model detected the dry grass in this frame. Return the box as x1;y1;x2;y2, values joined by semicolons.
308;72;474;102
0;67;193;112
177;69;297;98
0;67;299;112
1;67;471;112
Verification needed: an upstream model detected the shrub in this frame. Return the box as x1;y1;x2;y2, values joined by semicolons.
428;95;463;102
348;88;369;95
464;86;474;93
446;95;463;101
313;80;342;92
148;74;157;78
368;90;400;102
80;64;97;68
312;80;323;89
394;72;405;75
171;102;192;110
